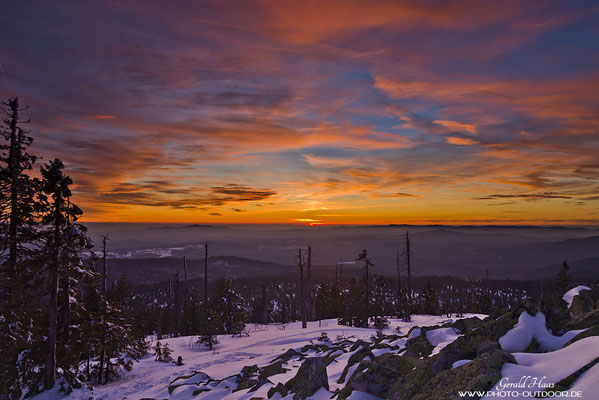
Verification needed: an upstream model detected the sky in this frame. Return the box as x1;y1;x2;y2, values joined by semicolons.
1;0;598;225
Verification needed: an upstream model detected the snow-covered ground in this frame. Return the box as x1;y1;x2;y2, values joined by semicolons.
54;314;484;400
484;306;594;400
485;336;599;400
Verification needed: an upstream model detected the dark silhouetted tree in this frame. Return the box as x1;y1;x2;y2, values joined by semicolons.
557;260;574;291
421;282;439;315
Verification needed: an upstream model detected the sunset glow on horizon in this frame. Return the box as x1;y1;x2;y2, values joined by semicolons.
1;1;598;225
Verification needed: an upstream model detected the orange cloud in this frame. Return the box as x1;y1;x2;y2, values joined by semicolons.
446;137;477;146
85;115;117;120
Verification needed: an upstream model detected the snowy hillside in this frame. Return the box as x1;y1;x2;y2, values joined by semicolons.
54;315;482;400
37;283;599;400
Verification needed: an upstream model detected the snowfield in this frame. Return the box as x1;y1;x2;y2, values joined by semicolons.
49;314;485;400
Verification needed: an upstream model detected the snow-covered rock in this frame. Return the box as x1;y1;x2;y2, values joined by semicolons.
451;359;472;369
499;311;585;352
563;286;591;308
485;336;599;400
425;327;461;355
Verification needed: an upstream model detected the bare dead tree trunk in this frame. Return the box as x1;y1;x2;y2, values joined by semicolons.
167;278;172;337
297;249;306;329
204;243;208;307
405;231;412;320
396;249;402;318
98;235;108;384
306;245;315;320
306;245;312;281
357;249;374;327
174;271;180;337
183;256;189;309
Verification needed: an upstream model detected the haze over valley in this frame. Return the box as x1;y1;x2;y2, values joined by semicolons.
84;223;599;283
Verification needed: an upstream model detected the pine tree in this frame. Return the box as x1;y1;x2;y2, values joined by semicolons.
557;260;574;291
180;299;201;336
161;343;173;363
209;276;248;335
80;256;104;383
371;275;390;329
197;306;220;350
421;282;439;315
356;249;374;325
0;97;39;283
0;98;43;399
339;277;368;328
38;159;75;390
33;158;96;391
153;341;162;361
101;274;147;382
0;101;148;397
315;282;343;320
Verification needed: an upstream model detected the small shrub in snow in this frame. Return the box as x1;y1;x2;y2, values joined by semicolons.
154;341;162;361
161;343;173;363
276;322;289;330
153;341;173;362
197;335;219;350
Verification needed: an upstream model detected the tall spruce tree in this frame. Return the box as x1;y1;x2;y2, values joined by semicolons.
38;159;95;390
0;97;42;399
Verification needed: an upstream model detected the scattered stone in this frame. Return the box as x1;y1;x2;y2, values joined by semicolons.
403;335;434;358
267;382;288;398
234;378;257;392
285;357;329;399
273;349;303;363
240;364;259;377
389;350;515;400
259;361;288;380
248;378;273;392
475;341;500;356
565;325;599;346
340;353;414;399
337;346;374;383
